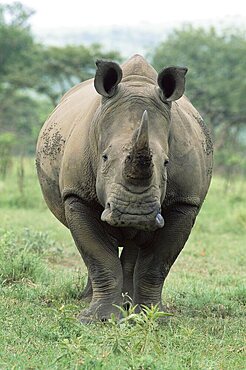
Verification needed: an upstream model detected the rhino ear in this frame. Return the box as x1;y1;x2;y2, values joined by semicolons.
157;66;188;102
94;60;123;98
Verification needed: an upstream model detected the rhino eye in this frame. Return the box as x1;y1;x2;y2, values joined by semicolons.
102;154;108;162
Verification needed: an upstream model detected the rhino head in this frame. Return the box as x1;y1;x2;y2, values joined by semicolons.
93;57;187;231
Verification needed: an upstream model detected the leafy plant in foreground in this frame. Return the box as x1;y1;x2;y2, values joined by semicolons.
104;298;173;356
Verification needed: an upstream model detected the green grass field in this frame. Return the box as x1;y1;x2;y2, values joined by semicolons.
0;158;245;369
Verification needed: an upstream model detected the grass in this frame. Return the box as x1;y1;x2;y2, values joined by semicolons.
0;158;245;369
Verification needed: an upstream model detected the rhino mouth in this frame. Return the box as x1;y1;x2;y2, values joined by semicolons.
101;201;164;231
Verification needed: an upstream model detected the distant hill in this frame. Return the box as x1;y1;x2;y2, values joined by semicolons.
34;17;246;58
34;23;173;57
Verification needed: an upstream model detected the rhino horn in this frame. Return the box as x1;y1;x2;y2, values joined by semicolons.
123;110;153;184
132;110;150;151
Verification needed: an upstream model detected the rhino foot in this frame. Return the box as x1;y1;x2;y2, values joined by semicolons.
77;302;122;324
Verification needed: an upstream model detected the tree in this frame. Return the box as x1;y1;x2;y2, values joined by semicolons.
0;2;44;154
0;2;122;154
0;2;36;89
151;25;246;154
35;43;122;105
0;132;16;178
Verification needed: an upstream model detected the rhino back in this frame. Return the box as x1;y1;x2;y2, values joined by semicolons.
165;96;213;209
36;79;100;226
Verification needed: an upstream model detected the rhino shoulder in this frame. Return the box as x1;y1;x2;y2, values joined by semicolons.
166;96;213;207
60;78;94;102
171;96;213;156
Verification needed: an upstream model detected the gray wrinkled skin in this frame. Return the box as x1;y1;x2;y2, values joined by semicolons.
36;55;213;322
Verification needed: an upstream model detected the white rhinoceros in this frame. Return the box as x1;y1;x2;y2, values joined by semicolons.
36;55;213;322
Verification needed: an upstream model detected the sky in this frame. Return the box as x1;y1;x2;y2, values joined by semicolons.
3;0;246;29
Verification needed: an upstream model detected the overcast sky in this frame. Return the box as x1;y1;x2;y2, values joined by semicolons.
3;0;246;29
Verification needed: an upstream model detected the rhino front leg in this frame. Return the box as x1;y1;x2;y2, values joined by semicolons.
133;205;198;309
64;196;123;323
79;275;93;302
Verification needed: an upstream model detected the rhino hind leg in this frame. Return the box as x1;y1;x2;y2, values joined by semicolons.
120;244;139;306
64;196;123;323
133;205;198;310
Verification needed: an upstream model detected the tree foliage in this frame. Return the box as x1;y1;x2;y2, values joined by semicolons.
0;2;121;155
35;43;122;105
0;2;36;89
151;26;246;149
0;2;41;155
